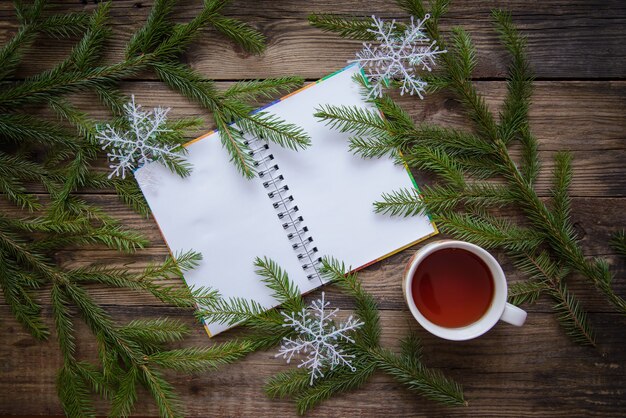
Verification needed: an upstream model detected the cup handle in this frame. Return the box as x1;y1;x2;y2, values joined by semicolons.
500;303;527;326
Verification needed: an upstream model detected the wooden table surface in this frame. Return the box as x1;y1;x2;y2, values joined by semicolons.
1;0;625;416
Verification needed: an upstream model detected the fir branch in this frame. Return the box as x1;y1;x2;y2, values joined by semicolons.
0;113;77;148
237;111;312;150
375;183;515;217
314;104;404;159
406;124;496;158
610;230;626;259
320;257;381;349
423;182;516;212
492;8;539;183
110;366;140;418
73;361;113;401
147;340;255;373
400;332;424;365
198;296;270;326
0;25;37;79
508;280;546;306
213;110;256;178
254;256;305;313
0;219;58;280
0;260;48;339
265;368;314;399
224;77;304;102
138;366;181;418
0;151;56;203
152;61;221;109
368;347;466;406
30;223;148;254
509;249;567;285
433;211;544;253
450;27;476;80
346;134;399;159
69;253;216;309
0;5;88;79
375;187;425;217
57;363;96;418
550;151;573;229
208;15;266;54
518;128;541;184
550;282;596;346
294;361;377;415
394;1;495;142
371;93;416;132
0;57;149;108
492;10;533;139
0;175;41;211
36;12;90;39
108;177;151;217
315;104;390;137
151;0;223;59
118;318;189;347
68;2;111;71
125;0;176;58
51;283;76;359
402;145;466;188
308;14;378;40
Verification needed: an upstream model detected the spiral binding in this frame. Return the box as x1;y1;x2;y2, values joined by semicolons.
244;135;322;281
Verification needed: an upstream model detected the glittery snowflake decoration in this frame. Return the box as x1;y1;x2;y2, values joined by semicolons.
351;14;445;98
276;292;364;384
96;95;182;179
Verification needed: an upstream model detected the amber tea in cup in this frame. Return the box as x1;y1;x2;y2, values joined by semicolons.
411;247;494;328
403;240;527;341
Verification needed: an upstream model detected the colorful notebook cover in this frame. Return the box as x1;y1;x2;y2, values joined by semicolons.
136;64;437;336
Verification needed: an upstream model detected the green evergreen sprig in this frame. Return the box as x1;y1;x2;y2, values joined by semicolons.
199;256;466;415
309;0;624;347
0;1;310;415
610;231;626;259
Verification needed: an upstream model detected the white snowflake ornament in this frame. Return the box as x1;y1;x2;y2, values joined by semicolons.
351;14;446;98
276;292;364;384
96;96;181;179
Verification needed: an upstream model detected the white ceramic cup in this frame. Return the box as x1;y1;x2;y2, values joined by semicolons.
403;240;527;341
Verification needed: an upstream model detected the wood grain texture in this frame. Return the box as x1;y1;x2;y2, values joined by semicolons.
1;0;625;416
22;81;626;197
1;306;624;416
1;0;625;80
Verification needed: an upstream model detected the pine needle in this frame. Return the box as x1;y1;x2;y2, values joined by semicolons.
551;283;596;346
294;361;377;414
147;340;255;373
610;230;626;259
308;14;378;40
370;347;466;406
320;257;381;348
224;77;304;102
254;256;305;312
508;280;546;306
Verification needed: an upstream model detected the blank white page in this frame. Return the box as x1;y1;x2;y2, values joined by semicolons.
263;64;437;275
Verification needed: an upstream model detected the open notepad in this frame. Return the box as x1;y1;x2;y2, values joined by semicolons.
136;64;437;336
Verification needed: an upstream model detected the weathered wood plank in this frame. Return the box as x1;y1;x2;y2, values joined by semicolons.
0;305;624;416
0;194;624;313
20;80;626;197
1;0;625;80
